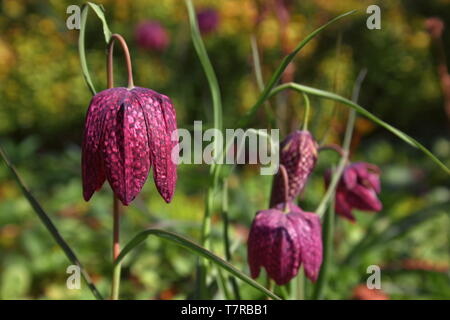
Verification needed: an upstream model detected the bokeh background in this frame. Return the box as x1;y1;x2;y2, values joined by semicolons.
0;0;449;299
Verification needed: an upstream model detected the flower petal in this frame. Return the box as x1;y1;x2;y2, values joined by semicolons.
347;185;382;212
99;89;151;205
247;209;301;285
134;87;177;203
289;207;323;282
82;88;125;201
335;190;356;222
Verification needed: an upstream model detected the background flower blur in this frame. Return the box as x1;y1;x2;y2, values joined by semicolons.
0;0;449;299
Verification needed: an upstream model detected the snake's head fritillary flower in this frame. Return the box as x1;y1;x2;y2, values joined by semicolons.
135;21;169;52
325;162;382;222
247;202;322;285
270;130;318;207
82;87;177;206
197;8;219;34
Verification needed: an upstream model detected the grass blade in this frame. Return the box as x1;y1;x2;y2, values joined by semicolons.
0;144;103;300
269;82;450;174
115;228;281;300
78;2;113;95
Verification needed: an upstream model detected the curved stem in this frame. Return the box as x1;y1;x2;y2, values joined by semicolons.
302;93;311;131
107;33;134;89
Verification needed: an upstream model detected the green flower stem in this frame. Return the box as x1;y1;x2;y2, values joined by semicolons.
312;70;367;299
222;180;241;299
302;93;311;131
296;266;305;300
110;195;121;300
185;0;224;298
312;192;335;299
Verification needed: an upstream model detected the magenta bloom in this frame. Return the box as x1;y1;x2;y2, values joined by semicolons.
135;21;169;51
197;8;219;34
325;162;382;222
247;202;323;285
82;87;177;206
270;130;318;207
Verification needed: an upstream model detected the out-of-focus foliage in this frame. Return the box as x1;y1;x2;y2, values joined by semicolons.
0;0;449;299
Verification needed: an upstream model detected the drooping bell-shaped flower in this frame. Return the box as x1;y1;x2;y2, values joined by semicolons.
82;34;177;206
247;202;323;285
270;130;318;207
325;162;382;222
197;8;219;34
135;21;169;52
82;87;177;206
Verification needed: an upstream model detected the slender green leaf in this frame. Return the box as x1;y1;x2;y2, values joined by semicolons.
269;82;450;174
185;0;225;298
250;36;276;126
237;10;357;128
0;145;103;300
78;2;112;95
185;0;223;168
115;229;281;300
86;2;112;42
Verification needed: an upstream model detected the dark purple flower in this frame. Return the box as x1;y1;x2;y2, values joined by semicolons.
325;162;382;222
247;202;323;285
82;87;177;206
270;130;318;207
197;8;219;34
135;21;169;51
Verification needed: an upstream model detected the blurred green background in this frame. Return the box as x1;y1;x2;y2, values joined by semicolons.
0;0;449;299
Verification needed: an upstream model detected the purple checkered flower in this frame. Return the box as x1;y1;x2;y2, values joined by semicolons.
270;130;318;207
82;87;177;205
247;202;323;285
